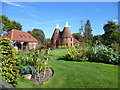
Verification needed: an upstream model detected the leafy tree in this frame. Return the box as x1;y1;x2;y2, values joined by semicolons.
28;28;45;43
93;35;102;44
83;20;93;44
72;33;83;42
0;15;22;33
102;21;120;45
10;21;22;31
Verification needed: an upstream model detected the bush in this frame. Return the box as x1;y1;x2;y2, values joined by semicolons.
0;38;19;87
17;50;34;68
63;43;90;61
59;45;68;49
20;66;36;75
110;44;120;54
32;49;51;81
88;44;119;64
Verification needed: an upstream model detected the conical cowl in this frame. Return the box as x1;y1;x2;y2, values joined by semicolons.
61;22;73;38
51;24;60;40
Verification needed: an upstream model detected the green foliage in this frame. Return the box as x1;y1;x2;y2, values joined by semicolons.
43;38;51;49
102;21;120;45
32;49;51;81
83;20;93;43
93;35;102;44
63;43;90;61
28;28;45;43
17;50;34;68
0;15;22;32
110;44;120;54
59;45;68;49
18;49;51;81
72;33;83;42
0;38;19;87
20;66;36;75
88;44;119;64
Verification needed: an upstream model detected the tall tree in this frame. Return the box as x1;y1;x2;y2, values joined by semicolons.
0;15;22;33
102;21;120;45
83;20;93;43
28;28;45;43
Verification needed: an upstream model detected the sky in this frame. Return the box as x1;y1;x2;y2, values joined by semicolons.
2;2;119;38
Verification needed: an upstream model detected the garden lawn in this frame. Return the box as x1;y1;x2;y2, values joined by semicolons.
16;49;118;88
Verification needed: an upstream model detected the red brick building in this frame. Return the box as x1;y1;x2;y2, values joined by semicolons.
51;22;75;49
2;29;38;50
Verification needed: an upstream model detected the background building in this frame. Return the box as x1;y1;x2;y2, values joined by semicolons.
2;29;38;50
51;22;74;49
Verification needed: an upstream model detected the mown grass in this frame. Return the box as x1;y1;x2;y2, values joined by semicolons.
16;49;118;88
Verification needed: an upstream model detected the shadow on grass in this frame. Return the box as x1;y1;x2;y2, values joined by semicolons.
57;57;119;65
57;57;83;62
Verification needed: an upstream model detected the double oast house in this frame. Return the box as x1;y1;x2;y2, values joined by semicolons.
51;22;78;49
2;29;38;50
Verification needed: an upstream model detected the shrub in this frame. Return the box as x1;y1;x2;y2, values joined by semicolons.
20;66;36;75
59;45;68;49
110;44;120;54
88;44;119;64
31;49;51;81
0;38;19;87
63;43;90;61
17;50;34;68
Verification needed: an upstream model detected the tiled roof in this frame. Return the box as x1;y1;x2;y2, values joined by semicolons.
73;38;80;44
61;27;73;38
51;28;60;40
2;29;38;42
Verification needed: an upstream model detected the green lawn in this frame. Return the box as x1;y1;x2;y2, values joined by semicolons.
16;49;118;88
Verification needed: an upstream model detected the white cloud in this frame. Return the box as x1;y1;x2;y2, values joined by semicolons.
113;19;118;22
29;14;41;19
5;2;24;8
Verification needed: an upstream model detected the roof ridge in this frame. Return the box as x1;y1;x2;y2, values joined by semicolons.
11;29;14;40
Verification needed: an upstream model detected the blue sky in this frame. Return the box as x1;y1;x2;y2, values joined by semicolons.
2;2;118;38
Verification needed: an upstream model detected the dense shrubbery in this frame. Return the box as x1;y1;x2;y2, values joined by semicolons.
110;44;120;54
63;43;119;64
17;50;34;68
0;38;19;87
63;43;90;61
88;44;119;64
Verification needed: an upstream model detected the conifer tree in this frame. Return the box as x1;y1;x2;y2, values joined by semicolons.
83;20;93;44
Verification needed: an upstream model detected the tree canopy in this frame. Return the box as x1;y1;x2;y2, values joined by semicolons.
102;21;120;45
0;15;22;32
28;28;45;43
72;33;83;42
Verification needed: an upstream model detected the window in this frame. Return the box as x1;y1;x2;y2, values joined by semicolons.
23;35;27;38
66;38;68;42
71;43;72;46
19;34;22;37
71;38;72;41
28;36;31;38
